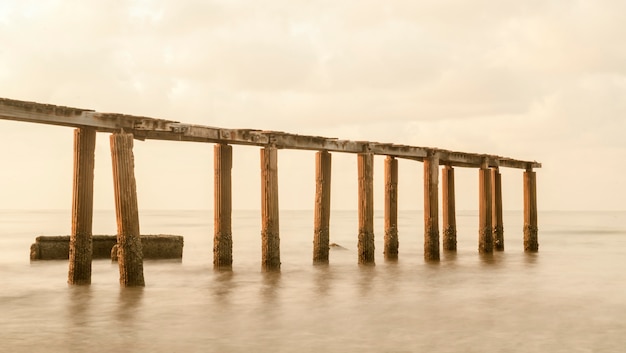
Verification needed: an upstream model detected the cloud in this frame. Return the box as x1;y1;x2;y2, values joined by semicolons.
1;0;625;210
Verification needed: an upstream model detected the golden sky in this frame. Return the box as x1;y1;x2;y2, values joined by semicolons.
1;0;625;211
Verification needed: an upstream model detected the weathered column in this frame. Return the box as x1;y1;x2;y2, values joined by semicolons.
68;127;96;285
261;146;280;271
214;144;233;269
478;163;493;254
524;167;539;252
358;153;375;264
492;167;504;251
442;165;457;252
423;153;440;261
110;132;145;287
384;156;399;260
313;151;332;263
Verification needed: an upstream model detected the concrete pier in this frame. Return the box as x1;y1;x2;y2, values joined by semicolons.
423;153;440;261
358;153;375;265
111;132;145;287
68;127;96;285
261;146;280;271
313;151;332;263
214;144;233;269
0;97;543;280
384;156;399;260
442;165;457;252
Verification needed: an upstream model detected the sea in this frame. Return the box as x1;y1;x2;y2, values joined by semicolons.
1;209;625;353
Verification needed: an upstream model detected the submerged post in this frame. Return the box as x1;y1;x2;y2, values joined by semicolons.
424;153;440;261
524;167;539;252
261;146;280;270
110;132;145;287
384;156;399;260
358;153;375;264
492;167;504;251
442;165;457;252
313;151;332;263
214;144;233;269
68;127;96;285
478;162;493;254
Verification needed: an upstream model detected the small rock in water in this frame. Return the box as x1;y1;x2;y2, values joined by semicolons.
329;243;348;250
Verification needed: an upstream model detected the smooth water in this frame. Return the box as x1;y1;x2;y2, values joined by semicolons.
2;210;626;352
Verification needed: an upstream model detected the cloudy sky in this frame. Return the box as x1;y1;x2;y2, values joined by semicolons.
0;0;625;213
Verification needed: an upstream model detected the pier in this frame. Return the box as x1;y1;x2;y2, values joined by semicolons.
0;97;541;286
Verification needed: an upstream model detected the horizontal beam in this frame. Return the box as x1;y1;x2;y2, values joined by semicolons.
0;97;541;169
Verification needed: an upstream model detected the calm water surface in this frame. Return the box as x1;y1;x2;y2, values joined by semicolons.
2;210;626;352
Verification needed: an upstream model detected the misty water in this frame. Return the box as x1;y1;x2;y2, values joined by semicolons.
2;209;626;352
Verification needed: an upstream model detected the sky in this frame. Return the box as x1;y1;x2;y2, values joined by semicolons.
0;0;625;212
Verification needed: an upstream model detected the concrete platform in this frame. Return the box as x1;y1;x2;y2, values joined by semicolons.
30;235;184;260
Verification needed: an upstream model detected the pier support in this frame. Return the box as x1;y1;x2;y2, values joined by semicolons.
358;153;375;264
492;168;504;251
313;151;332;263
110;132;145;287
524;168;539;252
214;144;233;269
384;156;399;260
68;127;96;285
423;153;440;261
478;164;493;254
261;147;280;270
442;166;457;252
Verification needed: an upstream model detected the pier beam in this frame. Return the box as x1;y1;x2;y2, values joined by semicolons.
524;168;539;252
442;165;457;252
110;132;145;287
68;127;96;285
214;144;233;269
313;151;332;264
261;146;280;271
384;156;399;260
492;167;504;251
478;164;493;254
358;153;375;265
423;153;440;261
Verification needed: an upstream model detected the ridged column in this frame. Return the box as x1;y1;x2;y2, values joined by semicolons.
423;153;440;261
442;165;457;251
358;153;375;264
261;147;280;271
524;168;539;252
110;132;145;287
384;156;399;260
214;144;233;269
492;167;504;251
478;164;493;254
68;127;96;285
313;151;332;264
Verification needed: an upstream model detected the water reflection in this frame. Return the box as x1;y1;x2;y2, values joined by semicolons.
313;263;331;296
212;270;235;302
260;271;281;303
357;264;376;297
116;287;144;324
65;285;93;347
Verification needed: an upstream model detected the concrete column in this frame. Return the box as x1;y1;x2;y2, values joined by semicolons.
358;153;375;264
384;156;399;260
110;132;145;287
478;165;493;254
423;154;440;261
313;151;332;264
524;168;539;252
492;167;504;251
214;144;233;269
442;165;457;252
261;147;280;271
68;127;96;285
